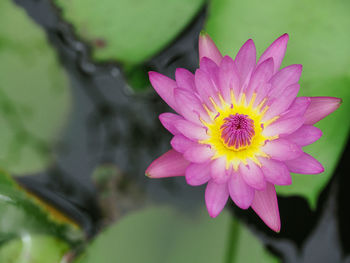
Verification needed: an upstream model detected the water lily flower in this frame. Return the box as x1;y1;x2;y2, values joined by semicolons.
145;32;341;232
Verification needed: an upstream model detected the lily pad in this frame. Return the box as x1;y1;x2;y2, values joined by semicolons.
75;205;277;263
54;0;205;65
0;170;83;243
0;235;70;263
0;0;71;175
205;0;350;208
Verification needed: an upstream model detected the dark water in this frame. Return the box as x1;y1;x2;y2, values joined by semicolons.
12;0;350;262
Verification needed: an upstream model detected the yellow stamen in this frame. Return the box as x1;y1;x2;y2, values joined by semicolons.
230;90;237;105
257;98;267;112
264;116;279;127
260;105;269;116
209;97;222;113
200;90;278;169
203;104;215;119
240;93;247;105
249;93;257;107
218;93;227;108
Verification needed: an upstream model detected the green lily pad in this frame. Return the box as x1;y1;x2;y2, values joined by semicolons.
53;0;205;66
275;77;350;208
0;0;71;175
0;170;83;243
75;205;278;263
0;235;70;263
205;0;350;208
227;220;280;263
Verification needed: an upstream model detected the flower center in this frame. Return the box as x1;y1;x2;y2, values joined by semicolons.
199;92;273;170
220;113;255;150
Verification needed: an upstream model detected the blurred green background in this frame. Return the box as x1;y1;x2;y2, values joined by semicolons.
0;0;349;262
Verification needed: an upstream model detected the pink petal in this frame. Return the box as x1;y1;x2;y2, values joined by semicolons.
200;57;220;80
174;88;210;124
259;157;291;185
198;32;223;65
239;160;266;190
205;180;229;218
185;162;211;186
284;125;322;146
251;183;281;232
146;150;189;178
234;39;256;89
258;33;289;73
304;97;342;125
199;58;221;102
175;68;195;91
281;97;311;119
195;68;219;109
262;83;300;121
210;157;229;184
159;113;183;135
170;135;196;153
174;119;208;141
149;71;179;112
183;144;214;163
269;64;302;98
261;138;302;161
263;116;304;137
245;58;274;102
284;152;324;174
253;83;272;107
219;56;240;102
228;171;255;209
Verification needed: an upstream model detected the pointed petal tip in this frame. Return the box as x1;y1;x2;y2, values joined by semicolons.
237;38;256;56
304;97;342;125
199;30;208;37
260;213;281;233
260;57;275;71
198;32;223;65
324;97;342;106
146;150;189;178
280;33;289;40
208;211;219;218
316;161;325;174
251;183;281;232
148;71;156;78
291;64;303;73
244;38;256;47
320;166;325;173
145;166;157;178
205;180;229;218
258;33;289;73
336;97;343;106
272;33;289;45
256;207;281;232
148;71;169;82
259;214;281;232
272;224;281;233
175;67;188;76
285;152;324;174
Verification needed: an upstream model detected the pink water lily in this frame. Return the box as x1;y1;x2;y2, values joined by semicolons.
145;32;341;232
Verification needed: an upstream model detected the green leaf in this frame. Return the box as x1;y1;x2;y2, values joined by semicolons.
0;0;71;175
0;170;83;243
53;0;205;66
205;0;350;207
76;205;278;263
226;219;280;263
276;77;350;208
0;235;70;263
